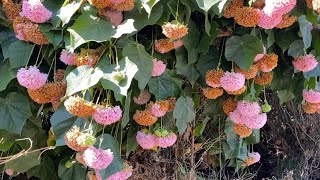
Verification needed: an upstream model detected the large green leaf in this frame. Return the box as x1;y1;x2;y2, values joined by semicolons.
196;0;218;11
66;65;103;96
28;156;59;180
288;40;305;58
0;92;32;134
173;96;195;135
298;15;312;49
225;34;263;70
8;41;35;69
0;29;17;60
50;106;84;146
5;151;41;173
277;89;295;105
0;130;20;151
96;134;123;179
57;0;82;27
183;20;201;51
148;71;181;100
196;46;219;85
122;43;153;89
21;119;47;149
43;0;64;27
175;47;200;86
274;30;297;51
196;21;219;54
0;61;18;92
68;14;116;50
100;57;138;96
58;158;87;180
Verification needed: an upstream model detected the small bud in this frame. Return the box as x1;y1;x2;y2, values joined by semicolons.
76;134;96;147
112;72;125;82
154;129;169;137
261;103;272;113
65;160;74;168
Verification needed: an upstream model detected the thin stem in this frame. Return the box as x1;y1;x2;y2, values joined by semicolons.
217;38;225;69
35;45;43;66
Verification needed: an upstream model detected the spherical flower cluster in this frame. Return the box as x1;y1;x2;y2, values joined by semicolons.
234;7;261;27
226;85;247;95
205;69;224;87
5;169;14;176
109;0;135;11
156;133;177;148
162;21;188;40
293;55;318;72
222;98;238;116
303;89;320;104
242;152;261;166
254;72;273;85
133;90;151;105
136;130;157;149
303;102;317;114
254;46;266;62
17;66;48;90
256;53;278;72
220;72;245;92
64;96;95;117
233;123;253;138
230;101;267;129
223;0;243;18
154;39;184;54
83;147;114;170
64;126;88;152
203;88;224;99
93;105;123;125
133;110;158;126
107;168;133;180
276;14;297;29
13;16;49;44
100;9;123;27
149;100;169;117
87;0;111;8
60;50;77;65
258;10;283;29
2;0;21;21
234;65;258;79
28;82;66;104
152;59;166;77
22;0;52;23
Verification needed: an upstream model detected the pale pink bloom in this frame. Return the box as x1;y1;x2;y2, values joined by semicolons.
244;113;267;129
293;55;318;72
152;59;166;77
22;0;52;23
173;40;184;49
220;72;245;92
254;46;267;62
303;90;320;104
229;110;245;125
17;66;48;90
258;10;283;29
156;133;177;148
104;9;123;27
60;50;77;65
106;169;133;180
83;147;114;170
93;106;122;125
133;90;151;105
236;101;261;118
136;131;157;149
263;0;296;16
5;169;14;176
150;103;166;117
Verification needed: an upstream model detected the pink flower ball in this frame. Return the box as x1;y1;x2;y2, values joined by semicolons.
106;169;133;180
93;106;123;125
109;0;126;3
152;59;166;77
173;40;184;49
22;0;52;23
156;133;177;148
229;110;245;124
263;0;296;16
258;10;283;29
83;147;114;170
220;72;245;92
244;113;267;129
254;46;266;62
248;152;261;163
133;90;151;105
136;131;157;149
60;50;77;65
5;169;14;176
17;66;48;90
236;101;261;118
150;103;166;117
293;55;318;72
303;90;320;104
104;9;123;27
